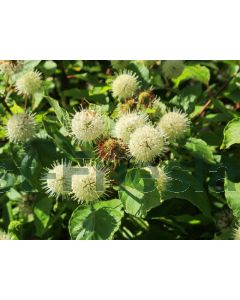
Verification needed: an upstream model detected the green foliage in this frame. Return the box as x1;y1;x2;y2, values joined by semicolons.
173;64;210;87
119;168;161;218
69;199;123;240
1;60;240;240
221;117;240;149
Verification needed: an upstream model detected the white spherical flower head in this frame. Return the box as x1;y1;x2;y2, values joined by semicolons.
15;70;42;96
112;71;139;99
42;161;72;198
71;166;109;203
6;113;36;143
115;112;147;143
158;111;189;141
233;226;240;240
162;60;184;79
146;166;169;192
0;60;23;75
129;125;165;163
71;109;106;143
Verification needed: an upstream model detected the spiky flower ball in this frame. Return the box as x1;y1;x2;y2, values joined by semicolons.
111;60;130;70
71;109;107;143
97;138;126;163
71;166;109;203
115;112;147;143
146;166;169;192
162;60;184;79
128;125;165;163
112;71;139;99
6;113;36;143
157;111;189;141
0;60;23;75
233;226;240;240
42;161;73;198
15;70;42;96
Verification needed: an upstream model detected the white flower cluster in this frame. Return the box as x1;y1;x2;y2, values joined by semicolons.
128;125;165;163
113;109;189;163
0;60;23;75
2;61;192;205
15;70;42;96
42;161;73;198
157;110;189;141
71;109;107;143
6;112;36;143
42;161;109;203
112;71;139;99
115;112;147;143
72;166;109;203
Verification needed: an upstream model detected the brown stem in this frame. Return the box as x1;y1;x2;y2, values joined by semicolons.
194;72;238;119
1;96;12;114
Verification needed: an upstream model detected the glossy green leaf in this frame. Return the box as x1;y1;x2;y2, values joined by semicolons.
225;178;240;218
119;168;161;217
162;164;212;218
221;117;240;149
185;137;215;164
174;65;210;87
34;196;53;237
69;199;123;240
45;96;70;128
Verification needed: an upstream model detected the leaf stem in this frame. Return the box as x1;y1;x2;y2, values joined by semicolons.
194;71;239;119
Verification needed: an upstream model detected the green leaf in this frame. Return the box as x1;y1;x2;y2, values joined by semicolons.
221;117;240;149
69;199;123;240
43;60;57;73
23;60;41;71
34;196;53;237
45;96;70;128
43;117;78;161
185;137;215;164
119;168;161;217
213;99;238;119
29;138;59;167
20;147;42;189
224;177;240;218
12;60;41;80
174;65;210;87
162;163;212;218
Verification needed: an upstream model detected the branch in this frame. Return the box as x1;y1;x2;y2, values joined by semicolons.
193;72;238;120
0;95;12;114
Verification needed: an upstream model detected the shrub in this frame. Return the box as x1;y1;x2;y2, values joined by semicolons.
0;60;240;240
